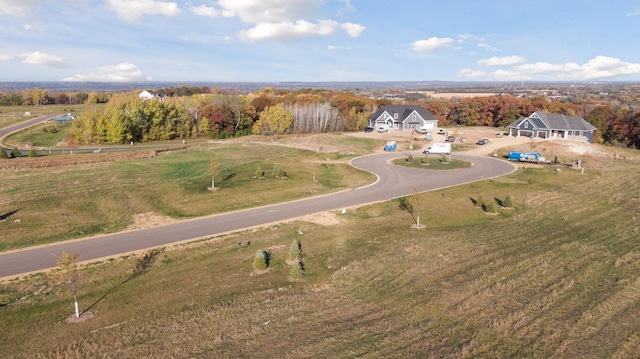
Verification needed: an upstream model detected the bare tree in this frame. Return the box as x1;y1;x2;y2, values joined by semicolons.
53;251;81;317
210;157;219;189
409;187;428;229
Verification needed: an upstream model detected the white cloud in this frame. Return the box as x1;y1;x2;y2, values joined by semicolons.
493;69;531;81
0;53;15;61
626;10;640;16
218;0;323;23
106;0;181;22
240;19;338;41
462;56;640;81
63;62;152;82
219;0;365;41
0;0;43;17
338;0;355;15
457;68;487;79
190;5;219;18
477;43;497;52
21;51;71;68
478;56;526;67
568;56;640;79
412;37;454;52
514;62;564;74
340;22;365;37
328;45;351;51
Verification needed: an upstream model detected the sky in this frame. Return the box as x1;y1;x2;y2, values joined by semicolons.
1;0;640;83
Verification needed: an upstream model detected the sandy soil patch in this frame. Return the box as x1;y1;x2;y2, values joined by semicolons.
125;212;179;231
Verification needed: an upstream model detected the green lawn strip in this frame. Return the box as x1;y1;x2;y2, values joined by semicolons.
2;156;639;357
392;155;471;170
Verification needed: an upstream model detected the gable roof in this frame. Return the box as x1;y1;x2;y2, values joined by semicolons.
508;111;595;131
369;105;438;122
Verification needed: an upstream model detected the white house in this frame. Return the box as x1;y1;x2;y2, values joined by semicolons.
138;90;164;101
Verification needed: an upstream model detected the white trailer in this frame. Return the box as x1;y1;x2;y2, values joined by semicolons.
423;142;451;155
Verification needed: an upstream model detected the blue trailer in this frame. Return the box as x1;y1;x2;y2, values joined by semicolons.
508;151;541;161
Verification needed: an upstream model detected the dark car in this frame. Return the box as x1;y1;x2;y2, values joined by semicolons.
364;126;374;133
446;135;455;142
476;138;489;145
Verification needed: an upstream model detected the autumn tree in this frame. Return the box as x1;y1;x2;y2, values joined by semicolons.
252;103;293;135
53;251;81;318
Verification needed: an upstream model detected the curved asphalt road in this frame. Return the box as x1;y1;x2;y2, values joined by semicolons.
0;117;517;279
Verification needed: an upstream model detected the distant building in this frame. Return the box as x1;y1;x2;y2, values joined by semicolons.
368;105;439;131
507;111;596;143
138;90;164;101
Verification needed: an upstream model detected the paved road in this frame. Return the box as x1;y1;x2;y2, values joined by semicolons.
0;151;516;279
0;114;60;151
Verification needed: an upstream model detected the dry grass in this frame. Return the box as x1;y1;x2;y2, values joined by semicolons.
1;147;640;357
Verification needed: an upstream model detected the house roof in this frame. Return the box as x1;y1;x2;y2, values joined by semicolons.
369;105;438;122
508;111;596;131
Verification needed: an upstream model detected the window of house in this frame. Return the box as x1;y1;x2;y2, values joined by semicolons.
524;122;528;129
394;113;398;119
412;115;416;120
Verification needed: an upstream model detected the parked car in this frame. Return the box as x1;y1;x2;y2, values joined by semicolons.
364;126;374;133
437;128;446;135
446;135;455;142
476;138;489;145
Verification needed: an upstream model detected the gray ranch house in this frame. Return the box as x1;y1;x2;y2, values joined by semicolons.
507;111;596;143
368;105;439;131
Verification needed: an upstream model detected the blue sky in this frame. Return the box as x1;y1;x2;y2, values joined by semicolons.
1;0;640;82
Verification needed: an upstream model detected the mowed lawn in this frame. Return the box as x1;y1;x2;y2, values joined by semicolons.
0;142;375;251
1;142;640;358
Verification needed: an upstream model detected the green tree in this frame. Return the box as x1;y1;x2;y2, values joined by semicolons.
252;250;270;270
503;194;514;208
289;238;302;262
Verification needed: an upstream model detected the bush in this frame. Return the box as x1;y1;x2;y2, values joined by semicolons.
0;148;9;159
503;194;513;208
289;239;302;262
28;148;37;157
475;195;484;208
290;259;305;278
252;250;271;270
484;200;498;213
406;153;414;163
10;147;20;158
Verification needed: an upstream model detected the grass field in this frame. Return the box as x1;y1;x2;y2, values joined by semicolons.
0;104;103;131
0;142;375;251
1;136;640;357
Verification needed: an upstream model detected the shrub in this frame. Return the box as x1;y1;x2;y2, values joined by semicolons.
0;148;9;159
484;200;498;213
476;195;484;208
406;153;414;163
10;147;20;158
252;250;270;270
290;259;305;278
503;194;513;208
28;148;37;157
289;239;302;262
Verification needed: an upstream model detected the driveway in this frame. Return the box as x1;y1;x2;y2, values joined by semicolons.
0;151;516;280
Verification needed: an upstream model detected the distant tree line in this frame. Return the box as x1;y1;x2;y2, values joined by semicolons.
2;86;639;148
